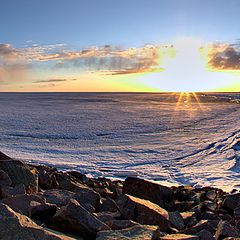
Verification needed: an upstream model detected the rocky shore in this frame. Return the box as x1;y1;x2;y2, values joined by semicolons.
0;152;240;239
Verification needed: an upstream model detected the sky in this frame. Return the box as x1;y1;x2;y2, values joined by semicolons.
0;0;240;92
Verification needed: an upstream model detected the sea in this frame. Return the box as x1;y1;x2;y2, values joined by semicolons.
0;92;239;191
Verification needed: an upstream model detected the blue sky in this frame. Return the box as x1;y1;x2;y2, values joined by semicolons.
1;0;240;48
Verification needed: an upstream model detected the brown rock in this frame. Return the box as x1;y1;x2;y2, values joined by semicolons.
118;194;169;231
174;201;195;212
215;220;239;239
123;177;173;210
0;157;38;193
161;234;199;240
96;225;160;240
53;199;110;239
0;203;74;240
2;193;45;216
181;220;216;235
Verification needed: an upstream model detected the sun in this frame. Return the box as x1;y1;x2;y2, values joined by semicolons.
137;36;240;92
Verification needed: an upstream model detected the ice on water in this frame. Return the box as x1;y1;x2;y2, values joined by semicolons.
0;92;239;191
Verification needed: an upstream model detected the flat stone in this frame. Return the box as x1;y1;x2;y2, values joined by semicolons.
123;177;173;210
118;194;169;231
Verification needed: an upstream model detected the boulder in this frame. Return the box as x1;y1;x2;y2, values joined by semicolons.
96;225;160;240
123;177;173;210
181;220;216;235
118;194;169;231
161;234;199;239
2;193;45;216
53;199;110;239
234;206;240;220
0;183;26;198
0;203;74;240
0;157;38;193
215;220;239;239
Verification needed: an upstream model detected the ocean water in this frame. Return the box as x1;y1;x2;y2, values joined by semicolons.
0;92;239;190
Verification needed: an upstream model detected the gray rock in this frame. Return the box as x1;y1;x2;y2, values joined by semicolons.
99;198;120;212
221;193;240;211
118;194;169;231
123;177;173;210
0;203;74;240
53;199;110;239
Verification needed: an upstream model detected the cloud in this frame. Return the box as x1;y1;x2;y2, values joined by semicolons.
208;43;240;70
33;78;77;84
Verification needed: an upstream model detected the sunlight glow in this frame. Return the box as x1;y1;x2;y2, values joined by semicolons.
137;37;240;92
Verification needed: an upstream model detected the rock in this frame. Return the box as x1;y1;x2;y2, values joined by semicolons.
99;198;120;212
56;172;101;208
29;201;58;224
67;171;89;184
38;188;100;209
201;211;220;221
2;193;45;216
96;225;160;240
37;165;58;190
201;201;217;212
215;220;239;239
0;152;11;160
161;234;199;239
108;220;138;230
196;229;214;240
0;169;12;186
95;211;121;223
123;177;173;210
118;194;169;231
221;193;240;211
169;211;185;230
0;157;38;193
234;206;240;220
174;201;195;212
96;187;114;198
0;183;26;198
0;203;74;239
53;199;110;239
181;220;216;235
205;190;217;201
